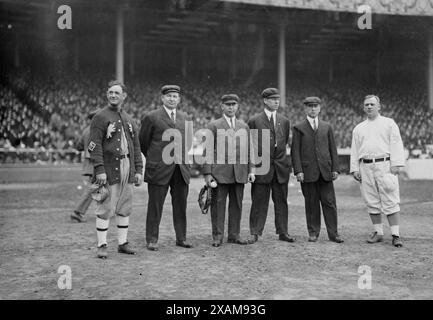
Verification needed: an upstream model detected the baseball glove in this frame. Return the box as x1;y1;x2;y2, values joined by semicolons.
89;183;110;203
198;185;212;214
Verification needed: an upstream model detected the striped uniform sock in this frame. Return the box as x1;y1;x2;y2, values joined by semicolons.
117;216;129;245
390;225;400;237
96;217;109;247
373;224;384;235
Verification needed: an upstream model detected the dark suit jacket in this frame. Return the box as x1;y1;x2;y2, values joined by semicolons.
139;106;192;185
202;117;251;184
247;111;291;184
291;119;339;183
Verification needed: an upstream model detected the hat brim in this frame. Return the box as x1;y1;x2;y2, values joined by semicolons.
162;90;180;95
265;94;280;99
222;100;238;104
305;102;320;106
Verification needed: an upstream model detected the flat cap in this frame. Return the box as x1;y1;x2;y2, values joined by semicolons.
221;94;239;104
303;96;321;105
161;85;181;95
261;88;280;99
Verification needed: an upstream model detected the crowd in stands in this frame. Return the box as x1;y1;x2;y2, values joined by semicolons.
1;71;432;164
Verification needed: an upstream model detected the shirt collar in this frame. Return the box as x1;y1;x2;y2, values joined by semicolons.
307;116;317;124
223;114;235;127
264;108;276;120
163;105;176;117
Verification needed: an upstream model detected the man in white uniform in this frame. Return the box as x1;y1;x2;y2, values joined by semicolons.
350;95;405;247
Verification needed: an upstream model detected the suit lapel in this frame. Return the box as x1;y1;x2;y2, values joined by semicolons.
160;106;175;128
303;119;315;135
260;111;271;130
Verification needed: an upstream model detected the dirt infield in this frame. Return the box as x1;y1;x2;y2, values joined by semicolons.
0;167;432;300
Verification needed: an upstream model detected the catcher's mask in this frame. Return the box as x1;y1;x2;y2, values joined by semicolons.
89;183;110;203
198;185;212;214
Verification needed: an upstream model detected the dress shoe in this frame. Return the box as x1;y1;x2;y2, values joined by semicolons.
176;240;193;248
330;236;344;243
367;232;383;244
71;211;86;223
97;244;107;259
308;235;318;242
227;237;248;245
212;239;222;247
279;233;295;242
146;242;159;251
392;235;403;248
247;234;259;244
118;242;136;255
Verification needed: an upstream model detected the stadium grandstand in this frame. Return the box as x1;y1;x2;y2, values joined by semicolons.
1;0;432;171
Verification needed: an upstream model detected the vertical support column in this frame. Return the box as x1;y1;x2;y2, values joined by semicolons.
116;7;124;83
129;42;135;76
14;36;20;68
328;53;333;83
429;32;433;110
278;14;287;108
376;53;381;84
182;46;187;79
73;37;79;72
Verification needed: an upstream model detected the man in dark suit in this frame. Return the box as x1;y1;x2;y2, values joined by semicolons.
203;94;255;247
291;97;343;243
247;88;295;244
139;85;193;251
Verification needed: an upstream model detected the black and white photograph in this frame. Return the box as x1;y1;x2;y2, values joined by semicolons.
1;0;433;306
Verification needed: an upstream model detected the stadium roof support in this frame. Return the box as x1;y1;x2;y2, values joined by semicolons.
116;6;124;83
278;13;286;108
429;32;433;110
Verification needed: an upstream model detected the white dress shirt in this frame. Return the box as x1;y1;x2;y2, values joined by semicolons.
163;105;176;122
307;116;318;131
264;108;276;126
223;114;236;129
350;115;405;172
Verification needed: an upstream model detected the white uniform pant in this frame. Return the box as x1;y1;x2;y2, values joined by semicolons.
96;158;133;219
359;160;400;215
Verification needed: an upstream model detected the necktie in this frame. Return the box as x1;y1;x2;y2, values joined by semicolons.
269;114;275;132
312;119;317;131
270;114;276;147
171;111;175;123
230;117;235;129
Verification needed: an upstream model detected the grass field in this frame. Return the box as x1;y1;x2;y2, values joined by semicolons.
0;165;432;300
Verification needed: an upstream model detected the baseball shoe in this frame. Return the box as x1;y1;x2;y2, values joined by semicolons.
118;242;136;255
146;242;159;251
329;236;344;243
176;240;193;248
392;235;403;248
247;234;259;244
71;211;86;223
227;237;248;245
279;233;295;242
367;232;384;243
97;244;108;259
212;239;222;247
308;235;318;242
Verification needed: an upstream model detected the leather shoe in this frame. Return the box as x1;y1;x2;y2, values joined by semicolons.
279;233;295;242
227;237;248;245
308;235;318;242
392;235;403;248
71;211;86;223
367;232;383;244
330;236;344;243
176;240;193;248
97;244;107;259
247;234;259;244
212;239;222;247
146;242;159;251
118;242;136;255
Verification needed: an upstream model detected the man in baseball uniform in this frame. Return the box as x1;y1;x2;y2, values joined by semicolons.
88;80;143;259
350;95;405;247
